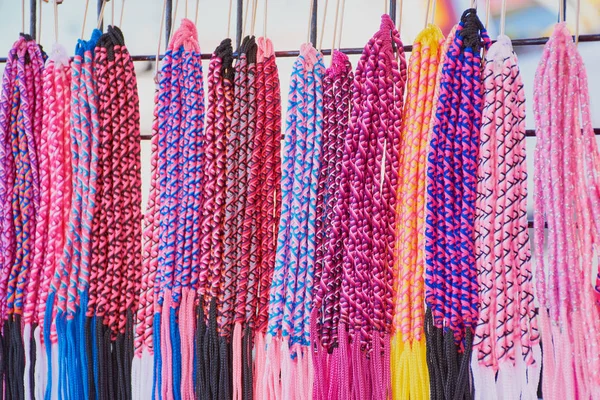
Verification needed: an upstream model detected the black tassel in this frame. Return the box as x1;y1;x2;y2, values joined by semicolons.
207;298;219;400
29;323;36;396
85;316;96;400
425;308;445;400
242;327;253;400
218;336;231;400
195;298;206;399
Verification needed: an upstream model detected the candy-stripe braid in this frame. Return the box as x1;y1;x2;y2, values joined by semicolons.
471;34;541;400
391;24;443;400
424;9;490;400
533;23;600;399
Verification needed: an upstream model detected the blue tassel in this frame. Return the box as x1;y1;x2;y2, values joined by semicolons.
43;292;55;400
78;292;90;399
56;311;67;400
153;313;162;400
170;308;182;400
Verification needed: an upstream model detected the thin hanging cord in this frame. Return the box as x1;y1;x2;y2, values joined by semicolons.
243;0;250;39
500;0;506;35
120;0;126;27
82;0;90;38
337;0;345;49
155;0;168;81
575;0;580;45
97;0;107;30
111;0;115;26
38;0;42;42
227;0;233;38
54;0;59;43
194;0;199;26
485;0;491;29
397;0;402;32
331;0;341;53
307;0;315;43
559;0;565;22
263;0;268;36
430;0;436;24
318;0;329;51
424;0;431;28
168;0;180;45
22;0;25;33
251;0;258;35
185;0;188;18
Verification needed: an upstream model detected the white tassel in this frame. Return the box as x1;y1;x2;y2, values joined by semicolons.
523;343;542;400
141;349;154;400
471;348;498;400
34;326;46;400
23;323;32;400
131;353;141;400
51;342;59;399
497;361;518;400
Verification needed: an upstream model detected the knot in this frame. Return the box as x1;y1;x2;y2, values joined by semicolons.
215;39;234;80
169;18;200;53
459;8;486;52
379;13;395;33
49;43;70;67
299;42;318;71
328;50;349;76
256;37;274;63
486;34;513;68
238;36;257;64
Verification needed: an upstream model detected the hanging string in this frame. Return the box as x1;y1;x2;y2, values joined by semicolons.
500;0;506;35
227;0;233;38
575;0;581;46
54;0;59;43
307;0;315;43
424;0;431;28
397;0;403;32
38;0;43;42
154;0;168;80
22;0;25;33
112;0;115;26
318;0;329;52
337;0;346;49
97;0;107;30
330;0;341;54
195;0;200;27
263;0;268;36
120;0;126;27
168;0;180;45
251;0;259;35
82;0;90;38
485;0;491;29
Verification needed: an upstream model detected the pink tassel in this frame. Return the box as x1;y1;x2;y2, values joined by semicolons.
254;332;266;399
232;322;243;400
161;290;174;400
179;289;195;400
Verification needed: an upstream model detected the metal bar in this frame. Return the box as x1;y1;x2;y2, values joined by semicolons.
389;0;396;24
310;0;318;47
2;33;599;64
30;0;37;38
236;0;243;49
139;128;600;142
165;0;173;48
